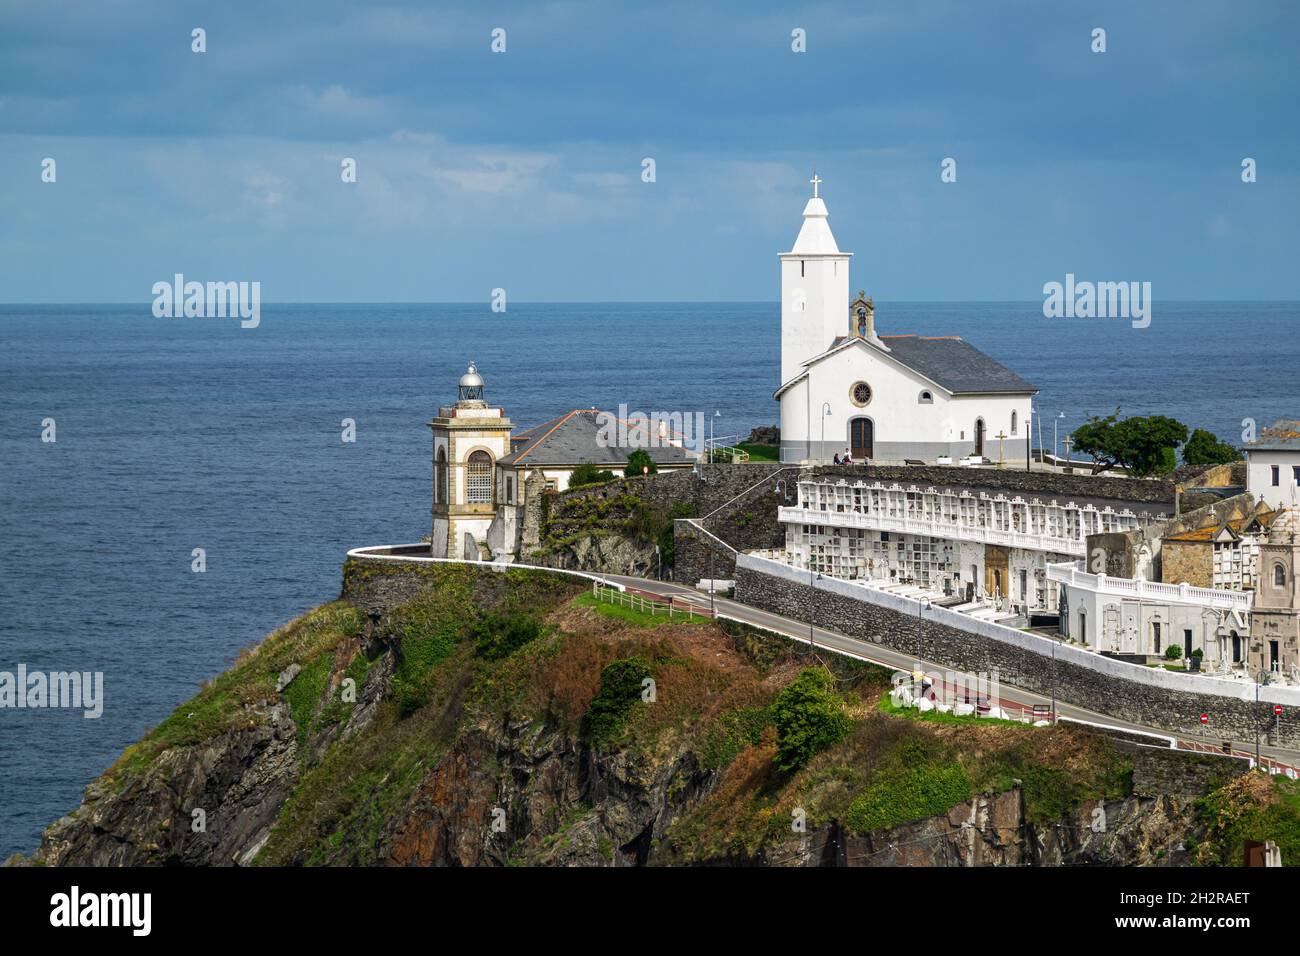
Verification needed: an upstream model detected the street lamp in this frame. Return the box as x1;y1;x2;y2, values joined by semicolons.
820;403;832;463
708;410;722;462
1054;412;1065;466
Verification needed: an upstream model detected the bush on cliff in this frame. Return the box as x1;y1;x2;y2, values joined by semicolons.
471;610;543;661
585;658;652;747
771;668;852;772
845;758;973;833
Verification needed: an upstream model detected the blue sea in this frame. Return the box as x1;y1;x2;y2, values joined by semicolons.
1;301;1296;858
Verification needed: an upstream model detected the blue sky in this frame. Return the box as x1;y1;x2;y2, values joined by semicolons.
1;0;1297;302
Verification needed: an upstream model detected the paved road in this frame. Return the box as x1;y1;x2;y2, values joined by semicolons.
605;573;1300;767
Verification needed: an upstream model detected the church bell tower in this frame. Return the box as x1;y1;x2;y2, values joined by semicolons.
779;174;852;385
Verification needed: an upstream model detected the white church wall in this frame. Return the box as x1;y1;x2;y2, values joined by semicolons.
780;343;1033;464
779;253;849;385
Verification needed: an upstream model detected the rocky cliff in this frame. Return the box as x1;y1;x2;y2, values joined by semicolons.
16;562;1298;867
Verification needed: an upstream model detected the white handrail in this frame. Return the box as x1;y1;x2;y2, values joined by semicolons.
1046;561;1253;611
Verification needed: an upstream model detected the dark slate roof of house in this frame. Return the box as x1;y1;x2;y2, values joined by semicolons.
863;334;1037;394
498;409;697;467
1245;419;1300;452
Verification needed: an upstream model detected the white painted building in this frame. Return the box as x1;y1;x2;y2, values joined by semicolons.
1245;419;1300;510
775;176;1038;465
778;474;1169;616
1049;561;1253;670
429;364;514;560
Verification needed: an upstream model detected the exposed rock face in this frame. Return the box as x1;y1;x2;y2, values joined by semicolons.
531;533;658;579
384;716;716;867
37;705;300;867
737;791;1199;867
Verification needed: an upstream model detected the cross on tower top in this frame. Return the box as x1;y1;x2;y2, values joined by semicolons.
810;172;822;198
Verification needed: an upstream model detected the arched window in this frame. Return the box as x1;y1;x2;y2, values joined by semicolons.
918;390;933;404
1276;563;1288;587
1011;410;1018;435
435;447;447;504
466;450;493;503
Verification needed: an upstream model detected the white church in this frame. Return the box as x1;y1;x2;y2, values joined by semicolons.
775;176;1038;465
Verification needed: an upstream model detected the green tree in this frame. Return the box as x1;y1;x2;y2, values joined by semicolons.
771;668;852;772
624;448;658;477
1070;409;1188;477
1183;428;1242;466
569;461;616;487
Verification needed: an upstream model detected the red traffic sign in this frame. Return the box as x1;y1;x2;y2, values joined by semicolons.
1200;713;1209;725
1275;705;1284;716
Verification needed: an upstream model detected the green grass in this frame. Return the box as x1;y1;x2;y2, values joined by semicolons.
735;443;780;461
845;760;973;833
572;591;708;628
283;654;334;747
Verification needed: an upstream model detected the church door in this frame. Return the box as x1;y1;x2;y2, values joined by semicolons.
850;418;873;460
974;418;986;457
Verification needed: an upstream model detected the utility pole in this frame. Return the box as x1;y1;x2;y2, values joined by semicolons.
808;562;816;656
1255;676;1261;768
1049;641;1058;722
1026;411;1032;473
708;545;715;616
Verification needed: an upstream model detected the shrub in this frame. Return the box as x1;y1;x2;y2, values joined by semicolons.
570;461;616;488
624;449;657;477
585;658;652;747
771;668;852;772
1164;645;1183;661
471;610;543;661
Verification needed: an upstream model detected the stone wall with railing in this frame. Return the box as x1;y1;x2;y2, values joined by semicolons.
735;550;1300;748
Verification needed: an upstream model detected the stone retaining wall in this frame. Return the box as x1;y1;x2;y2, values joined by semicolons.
734;552;1300;748
813;463;1175;508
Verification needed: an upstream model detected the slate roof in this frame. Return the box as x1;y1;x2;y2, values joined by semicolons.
1244;419;1300;452
869;334;1036;394
498;409;697;468
775;333;1037;399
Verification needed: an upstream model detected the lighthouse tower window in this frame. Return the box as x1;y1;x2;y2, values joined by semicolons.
466;451;493;503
